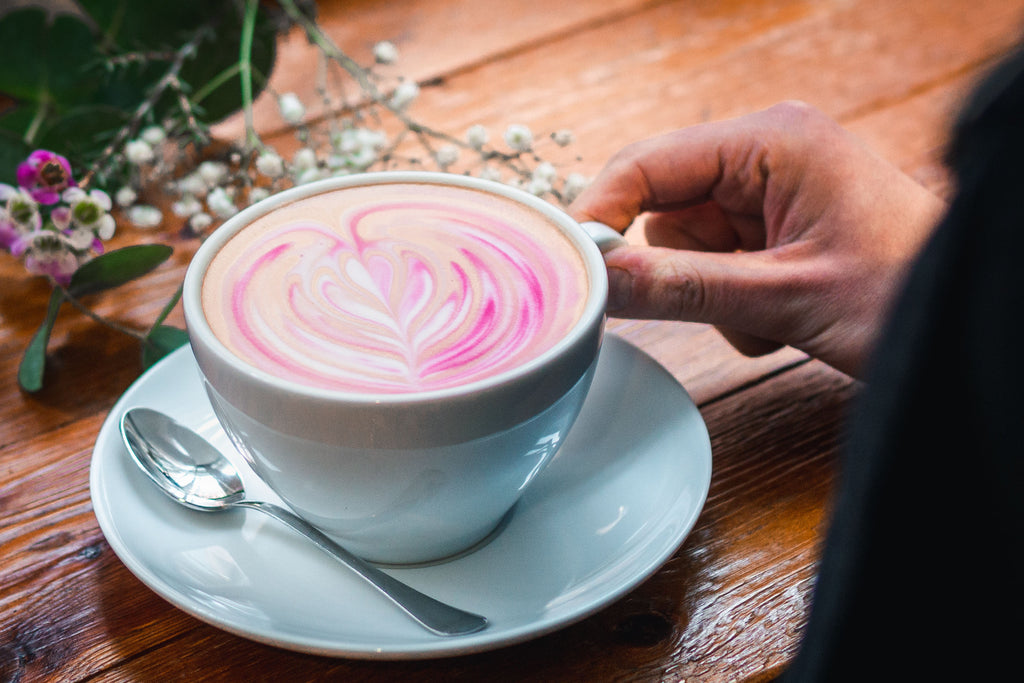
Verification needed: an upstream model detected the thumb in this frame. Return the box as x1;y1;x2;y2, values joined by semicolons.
603;245;811;347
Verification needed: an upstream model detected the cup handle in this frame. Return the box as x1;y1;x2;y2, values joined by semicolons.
579;221;629;253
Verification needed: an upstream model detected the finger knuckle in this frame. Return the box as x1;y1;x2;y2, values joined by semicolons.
655;259;708;321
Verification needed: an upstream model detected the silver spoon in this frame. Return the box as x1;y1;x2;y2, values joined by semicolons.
119;407;488;637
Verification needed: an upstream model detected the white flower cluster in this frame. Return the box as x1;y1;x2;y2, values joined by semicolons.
462;123;590;201
99;40;589;242
113;125;173;230
328;127;389;173
373;40;399;65
278;93;306;125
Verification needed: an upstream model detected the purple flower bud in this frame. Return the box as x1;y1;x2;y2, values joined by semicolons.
17;150;77;205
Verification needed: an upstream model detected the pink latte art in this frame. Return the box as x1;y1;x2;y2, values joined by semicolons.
202;183;588;393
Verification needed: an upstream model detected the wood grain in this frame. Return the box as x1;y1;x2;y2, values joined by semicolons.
3;0;1023;680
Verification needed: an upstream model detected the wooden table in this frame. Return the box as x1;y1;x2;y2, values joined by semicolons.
3;1;1022;680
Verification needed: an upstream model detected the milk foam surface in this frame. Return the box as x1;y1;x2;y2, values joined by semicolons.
202;183;588;393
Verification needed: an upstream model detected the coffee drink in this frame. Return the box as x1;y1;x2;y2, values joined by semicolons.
201;181;588;393
184;173;611;563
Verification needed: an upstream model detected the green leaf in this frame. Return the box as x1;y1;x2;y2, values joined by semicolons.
76;0;278;123
141;324;189;369
68;244;173;297
0;9;103;107
0;1;280;179
78;0;215;53
179;3;278;123
35;104;132;168
0;127;31;185
0;9;49;101
43;13;102;105
18;288;65;393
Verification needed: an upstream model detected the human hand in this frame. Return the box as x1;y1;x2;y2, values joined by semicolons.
570;102;947;377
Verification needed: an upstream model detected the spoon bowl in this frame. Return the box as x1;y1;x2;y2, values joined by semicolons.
119;407;488;637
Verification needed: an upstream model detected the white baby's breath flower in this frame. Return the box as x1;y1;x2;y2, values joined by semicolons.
373;40;399;64
248;187;270;205
506;176;527;191
278;92;305;125
465;124;489;150
114;186;137;207
325;153;347;171
292;147;318;171
197;161;229;187
347;147;380;170
189;212;213;233
176;173;207;197
477;166;502;183
141;125;167;146
527;177;552;196
333;127;387;154
207;187;237;219
503;124;534;152
329;128;387;171
552;129;575;147
125;139;155;165
171;195;202;218
435;144;459;169
127;204;163;229
563;172;589;202
294;167;324;185
390;80;420;110
532;161;557;183
255;152;285;178
361;128;388;150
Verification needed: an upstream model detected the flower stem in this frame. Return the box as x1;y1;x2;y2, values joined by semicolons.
239;0;262;151
57;286;147;341
24;95;50;146
192;63;243;105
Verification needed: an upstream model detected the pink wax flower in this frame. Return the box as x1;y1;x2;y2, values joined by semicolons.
0;219;19;252
24;248;79;286
17;150;77;205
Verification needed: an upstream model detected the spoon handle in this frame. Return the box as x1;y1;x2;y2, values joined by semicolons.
234;500;488;636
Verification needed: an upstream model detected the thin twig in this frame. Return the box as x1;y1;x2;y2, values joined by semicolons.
79;24;212;189
105;50;181;66
277;0;465;151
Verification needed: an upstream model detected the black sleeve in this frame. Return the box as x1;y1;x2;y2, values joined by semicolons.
782;43;1024;683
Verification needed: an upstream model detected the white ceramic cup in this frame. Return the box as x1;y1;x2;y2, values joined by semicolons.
182;171;625;564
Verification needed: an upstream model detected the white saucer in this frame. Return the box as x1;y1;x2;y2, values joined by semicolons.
90;334;711;659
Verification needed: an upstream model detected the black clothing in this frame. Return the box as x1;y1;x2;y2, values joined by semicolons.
783;46;1024;681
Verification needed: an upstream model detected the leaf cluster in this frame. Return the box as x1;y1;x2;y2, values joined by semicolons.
0;0;279;186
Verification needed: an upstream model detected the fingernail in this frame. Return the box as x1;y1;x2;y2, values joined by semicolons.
606;267;632;311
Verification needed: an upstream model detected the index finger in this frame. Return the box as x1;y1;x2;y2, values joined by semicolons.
569;103;814;231
567;123;740;230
